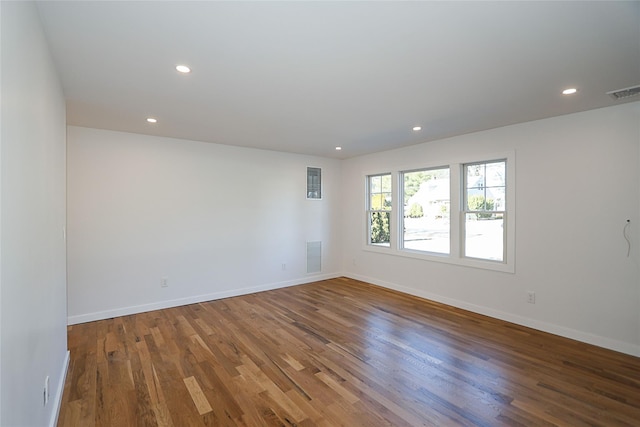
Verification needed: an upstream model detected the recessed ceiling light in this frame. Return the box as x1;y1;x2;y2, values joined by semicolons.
335;146;342;151
413;126;422;131
562;88;578;95
146;117;157;123
176;65;191;74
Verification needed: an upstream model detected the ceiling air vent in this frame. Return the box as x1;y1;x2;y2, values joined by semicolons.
606;85;640;100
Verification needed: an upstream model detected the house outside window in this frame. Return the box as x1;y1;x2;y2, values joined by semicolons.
401;167;450;254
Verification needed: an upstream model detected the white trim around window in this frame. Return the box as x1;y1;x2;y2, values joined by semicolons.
363;151;515;273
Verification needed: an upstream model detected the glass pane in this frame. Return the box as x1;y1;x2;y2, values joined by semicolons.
466;164;485;189
466;189;487;211
404;172;421;204
485;161;505;187
403;218;450;254
403;168;450;254
488;187;505;210
370;194;383;210
382;192;392;210
464;213;504;261
370;175;381;193
381;174;392;192
370;211;391;246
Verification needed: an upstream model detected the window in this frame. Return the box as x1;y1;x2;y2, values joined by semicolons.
307;167;321;199
363;153;513;272
367;174;392;247
401;167;450;254
463;160;506;262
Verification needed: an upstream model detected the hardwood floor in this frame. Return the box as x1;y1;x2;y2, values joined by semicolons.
57;277;640;426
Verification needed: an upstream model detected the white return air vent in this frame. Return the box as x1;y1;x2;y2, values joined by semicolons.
306;241;321;274
607;85;640;100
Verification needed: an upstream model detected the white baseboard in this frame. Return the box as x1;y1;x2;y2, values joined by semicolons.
68;273;340;325
346;273;640;357
68;272;639;356
49;350;70;427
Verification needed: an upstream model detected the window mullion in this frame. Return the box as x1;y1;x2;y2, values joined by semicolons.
450;163;462;259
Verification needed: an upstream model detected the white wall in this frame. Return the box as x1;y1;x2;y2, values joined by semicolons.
68;105;640;356
0;2;69;426
342;102;640;356
67;127;342;323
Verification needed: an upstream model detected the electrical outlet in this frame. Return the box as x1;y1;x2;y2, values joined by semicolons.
44;376;50;406
281;263;287;271
527;291;536;304
161;277;168;288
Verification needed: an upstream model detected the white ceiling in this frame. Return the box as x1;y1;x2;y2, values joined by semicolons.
36;1;640;159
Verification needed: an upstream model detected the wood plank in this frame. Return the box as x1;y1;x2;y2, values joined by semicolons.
183;376;213;416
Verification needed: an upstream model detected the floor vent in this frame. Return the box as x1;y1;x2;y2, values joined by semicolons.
306;241;321;274
607;85;640;100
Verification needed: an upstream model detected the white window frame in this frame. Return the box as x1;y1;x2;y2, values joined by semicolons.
366;173;393;248
363;152;515;273
462;159;507;263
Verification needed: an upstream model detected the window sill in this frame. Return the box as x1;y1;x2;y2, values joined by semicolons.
363;244;515;273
